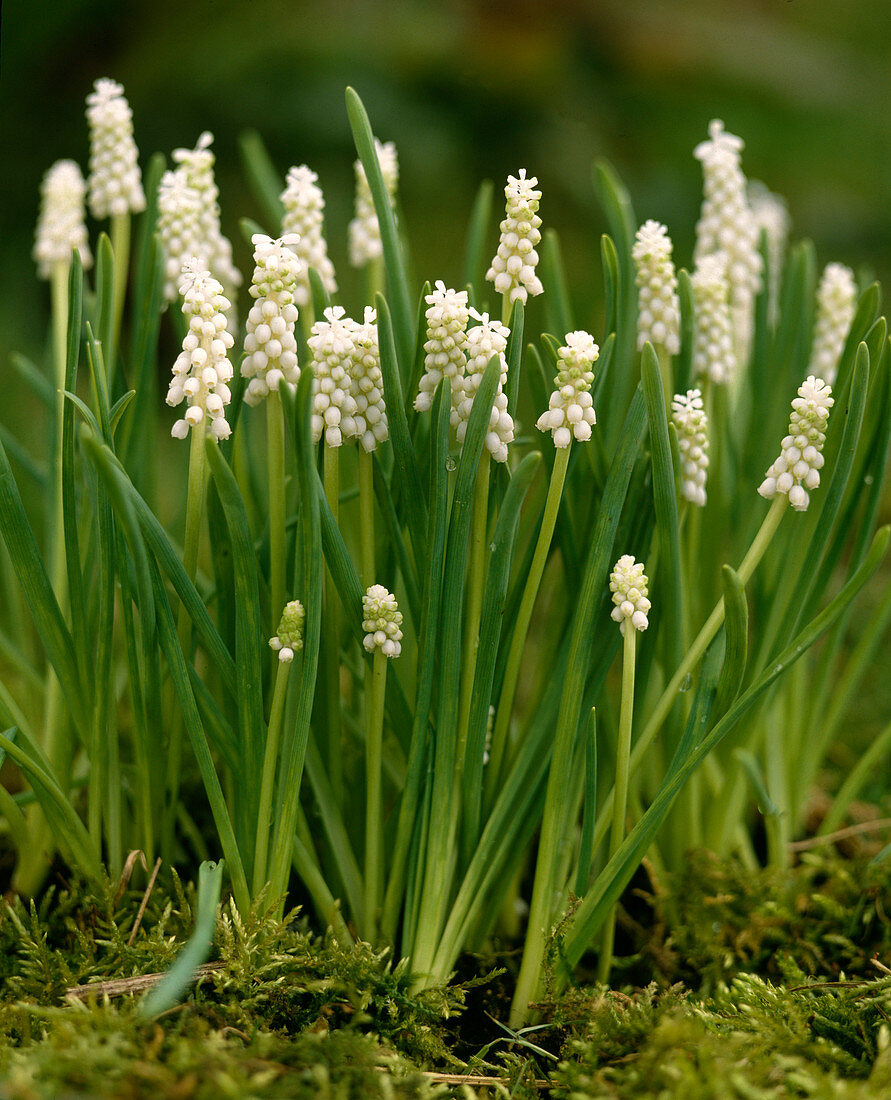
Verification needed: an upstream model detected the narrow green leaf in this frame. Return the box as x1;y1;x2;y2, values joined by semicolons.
238;129;285;228
675;269;695;394
345;88;413;371
505;299;525;416
712;565;748;719
542;229;573;339
10;354;53;408
140;860;224;1017
462;179;493;302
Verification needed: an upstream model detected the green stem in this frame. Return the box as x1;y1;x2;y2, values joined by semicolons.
597;625;636;985
323;444;342;803
456;451;491;776
486;445;569;803
110;212;131;369
364;648;387;942
359;448;375;588
253;657;291;897
164;419;209;857
267;390;286;630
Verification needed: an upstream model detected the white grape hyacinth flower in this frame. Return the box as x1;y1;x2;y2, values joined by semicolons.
758;375;834;512
269;600;305;664
452;309;514;464
671;390;709;506
362;584;403;659
349;308;389;452
281;165;338;306
691;252;737;385
632;220;680;356
157;168;204;302
166;259;235;441
34;160;93;278
808;263;857;385
535;330;599;448
85;78;146;219
610;555;651;636
694;120;763;365
348;138;398;268
415;281;470;413
307;306;360;447
242;234;303;407
486;169;544;305
172;132;242;299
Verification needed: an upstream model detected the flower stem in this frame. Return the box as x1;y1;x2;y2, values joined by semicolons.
597;625;637;984
486;444;569;804
364;647;387;942
358;448;375;588
456;450;491;776
267;390;286;630
110;212;130;370
323;444;342;803
253;657;291;897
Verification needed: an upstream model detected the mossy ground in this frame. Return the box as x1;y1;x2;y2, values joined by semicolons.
1;839;891;1098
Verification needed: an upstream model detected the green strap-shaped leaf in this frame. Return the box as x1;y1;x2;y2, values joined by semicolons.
140;859;224;1017
345;88;414;373
238;129;285;228
462;179;493;304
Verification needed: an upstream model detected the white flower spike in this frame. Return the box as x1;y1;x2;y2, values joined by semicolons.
610;556;651;636
166;259;235;441
808;263;857;385
749;181;790;326
362;584;403;659
758;376;834;512
307;306;360;448
349;139;398;268
349;308;389;452
690;252;737;385
34;160;92;278
632;220;680;356
452;309;514;464
536;331;599;448
694;120;762;365
85;78;145;219
486;169;543;305
281;165;338;306
242;234;303;407
269;600;305;664
157;169;204;303
171;132;241;299
671;390;709;507
415;281;470;413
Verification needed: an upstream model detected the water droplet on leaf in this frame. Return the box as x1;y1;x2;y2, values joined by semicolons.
679;673;692;693
445;456;457;472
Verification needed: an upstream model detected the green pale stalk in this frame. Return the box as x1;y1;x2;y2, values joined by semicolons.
486;444;570;801
364;647;387;941
110;212;131;363
267;390;286;628
597;626;636;984
323;444;342;803
253;658;291;897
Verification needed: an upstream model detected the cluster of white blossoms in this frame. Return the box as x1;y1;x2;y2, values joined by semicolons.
167;132;241;299
85;78;145;220
671;390;710;506
758;376;833;512
281;165;338;306
415;281;470;413
242;234;302;407
349;139;398;268
268;600;305;664
749;181;790;325
632;220;680;355
690;252;737;385
808;263;857;385
609;555;651;635
452;310;515;464
33;160;92;279
486;170;544;305
362;584;403;659
349;308;389;452
694;120;762;364
308;306;360;447
535;331;599;448
166;259;235;441
157;169;205;302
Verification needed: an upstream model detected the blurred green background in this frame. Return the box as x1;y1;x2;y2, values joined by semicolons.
2;0;890;367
